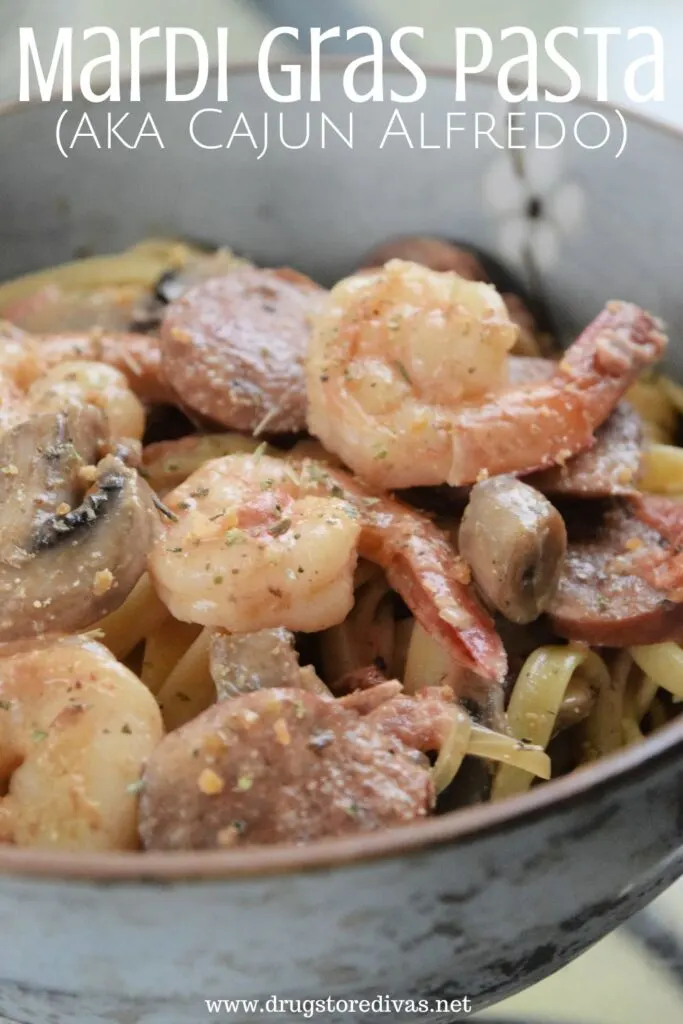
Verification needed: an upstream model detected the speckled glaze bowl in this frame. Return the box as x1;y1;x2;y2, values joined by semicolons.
0;67;682;1024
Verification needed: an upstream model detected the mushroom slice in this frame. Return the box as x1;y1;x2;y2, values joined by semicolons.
154;248;250;306
0;405;106;542
459;477;567;625
0;410;160;641
210;627;327;699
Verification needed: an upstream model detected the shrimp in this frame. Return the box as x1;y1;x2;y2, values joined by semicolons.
149;453;362;636
0;635;163;850
28;360;146;442
0;322;44;390
0;375;28;435
148;453;506;686
34;331;171;404
306;260;667;489
0;323;40;433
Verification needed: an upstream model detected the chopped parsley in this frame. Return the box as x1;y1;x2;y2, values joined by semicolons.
394;359;411;383
235;773;254;792
268;517;292;538
225;528;245;546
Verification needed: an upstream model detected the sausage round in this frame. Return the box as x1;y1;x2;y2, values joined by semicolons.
527;403;643;499
361;236;489;280
139;689;433;850
160;267;326;434
549;497;683;646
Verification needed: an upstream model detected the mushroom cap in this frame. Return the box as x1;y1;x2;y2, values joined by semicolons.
0;405;161;642
459;476;567;625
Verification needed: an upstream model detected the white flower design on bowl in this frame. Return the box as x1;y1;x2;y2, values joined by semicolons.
482;112;586;272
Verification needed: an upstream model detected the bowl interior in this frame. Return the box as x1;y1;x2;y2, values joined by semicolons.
0;66;682;878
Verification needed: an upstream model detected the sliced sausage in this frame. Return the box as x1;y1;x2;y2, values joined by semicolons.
527;403;643;499
33;332;171;404
361;236;489;280
459;477;567;624
138;689;432;850
549;497;683;646
332;665;388;696
365;686;456;754
161;267;326;434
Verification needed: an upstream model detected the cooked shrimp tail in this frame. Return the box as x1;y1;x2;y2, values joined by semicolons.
300;461;507;685
307;260;667;490
447;302;667;486
355;497;505;685
35;331;171;404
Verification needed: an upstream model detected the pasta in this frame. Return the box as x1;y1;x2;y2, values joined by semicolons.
492;647;609;799
95;574;168;661
403;622;465;695
0;235;681;853
141;617;202;696
630;643;683;700
142;433;270;495
639;445;683;495
0;240;205;313
582;651;632;762
627;378;678;443
156;627;215;731
319;574;394;684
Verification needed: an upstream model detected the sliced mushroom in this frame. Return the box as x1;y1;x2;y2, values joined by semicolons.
459;477;567;624
555;675;599;734
0;404;105;537
154;248;250;306
210;627;328;699
0;406;161;641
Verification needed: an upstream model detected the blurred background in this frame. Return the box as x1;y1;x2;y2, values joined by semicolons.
1;1;682;1021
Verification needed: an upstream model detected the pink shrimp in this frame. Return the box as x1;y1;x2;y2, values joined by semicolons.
34;331;172;404
307;260;667;489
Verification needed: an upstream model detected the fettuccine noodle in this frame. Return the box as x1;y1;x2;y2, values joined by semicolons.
639;444;683;495
493;646;610;799
630;643;683;700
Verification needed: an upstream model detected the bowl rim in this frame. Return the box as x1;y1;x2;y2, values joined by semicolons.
1;61;682;883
